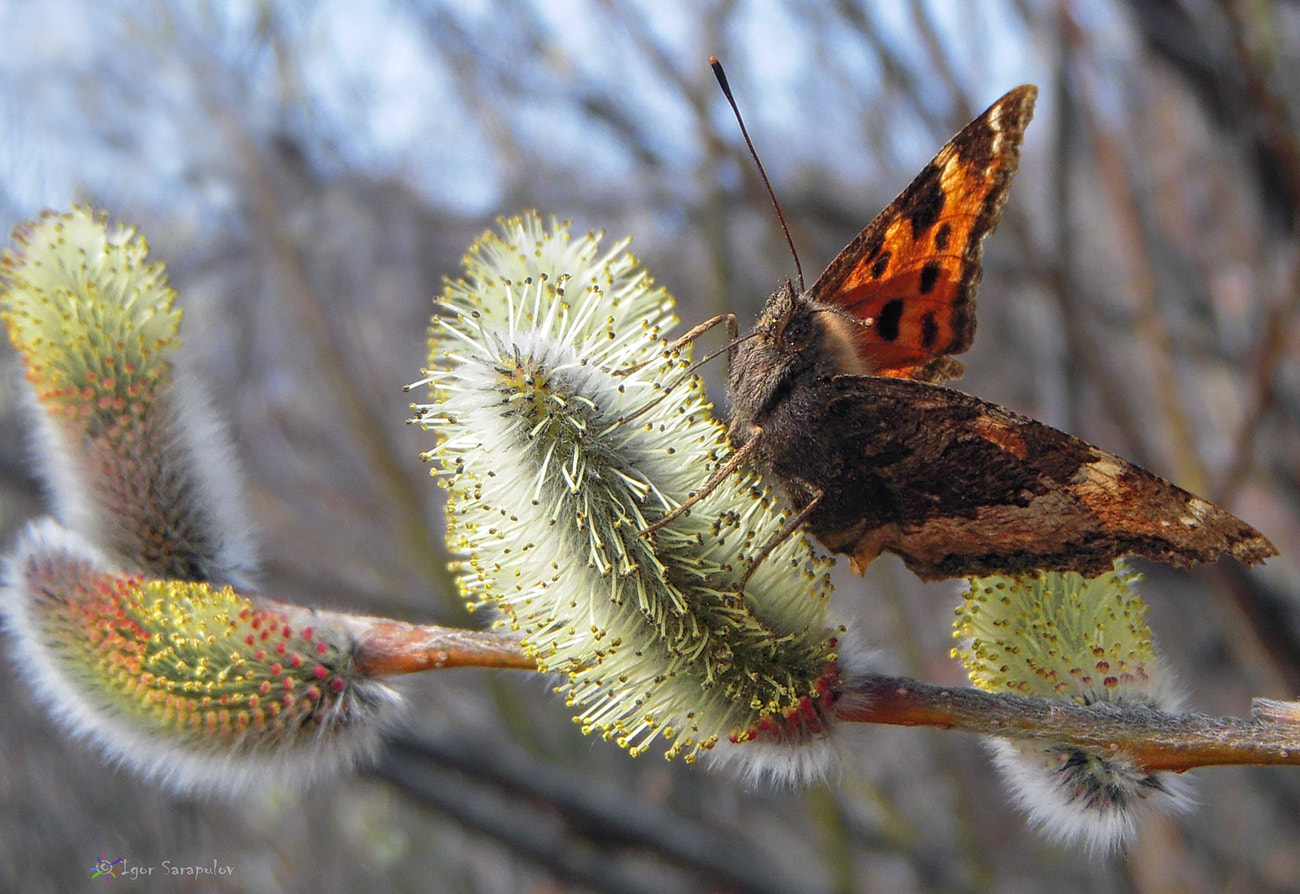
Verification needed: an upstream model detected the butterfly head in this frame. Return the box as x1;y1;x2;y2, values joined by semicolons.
728;281;863;438
760;280;814;350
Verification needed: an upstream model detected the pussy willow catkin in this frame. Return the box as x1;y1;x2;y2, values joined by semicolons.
0;209;398;795
954;567;1189;850
1;207;253;585
415;213;851;780
4;519;399;795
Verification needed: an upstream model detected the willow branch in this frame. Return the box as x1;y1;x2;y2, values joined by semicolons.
836;673;1300;772
333;608;1300;774
353;618;536;675
261;601;536;675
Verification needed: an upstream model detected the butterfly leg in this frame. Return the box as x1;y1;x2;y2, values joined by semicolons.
610;313;738;377
639;431;762;536
736;484;824;591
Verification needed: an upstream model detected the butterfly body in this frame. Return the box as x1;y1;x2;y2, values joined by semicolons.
726;84;1276;578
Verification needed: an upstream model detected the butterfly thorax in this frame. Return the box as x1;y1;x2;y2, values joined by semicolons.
727;281;866;446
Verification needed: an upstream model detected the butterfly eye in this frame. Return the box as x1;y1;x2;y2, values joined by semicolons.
772;312;789;343
775;306;811;347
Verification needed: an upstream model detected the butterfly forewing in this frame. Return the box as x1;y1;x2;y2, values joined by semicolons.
787;376;1278;580
809;85;1038;382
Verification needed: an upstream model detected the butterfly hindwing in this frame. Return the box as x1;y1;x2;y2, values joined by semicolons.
809;85;1038;383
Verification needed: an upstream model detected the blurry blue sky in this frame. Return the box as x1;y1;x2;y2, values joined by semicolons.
0;0;1067;230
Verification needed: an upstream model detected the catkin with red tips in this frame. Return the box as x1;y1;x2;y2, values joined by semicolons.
4;519;400;795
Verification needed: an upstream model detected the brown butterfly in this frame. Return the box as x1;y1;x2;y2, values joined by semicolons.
709;78;1276;581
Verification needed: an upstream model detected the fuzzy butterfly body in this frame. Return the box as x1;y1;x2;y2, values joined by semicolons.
727;85;1276;579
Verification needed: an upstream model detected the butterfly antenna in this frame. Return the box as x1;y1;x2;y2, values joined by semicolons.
710;56;805;293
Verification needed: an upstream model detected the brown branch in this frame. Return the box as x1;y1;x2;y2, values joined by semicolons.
338;603;1300;775
836;673;1300;772
256;599;536;675
352;618;536;675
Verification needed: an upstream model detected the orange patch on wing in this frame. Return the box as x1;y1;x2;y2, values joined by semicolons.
970;414;1029;459
808;86;1038;383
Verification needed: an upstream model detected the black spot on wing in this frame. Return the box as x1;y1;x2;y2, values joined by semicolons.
934;223;951;251
921;311;939;349
906;163;946;237
877;299;904;341
919;262;941;295
860;231;885;265
870;251;891;279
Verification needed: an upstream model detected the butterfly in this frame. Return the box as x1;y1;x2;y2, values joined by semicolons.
719;83;1277;581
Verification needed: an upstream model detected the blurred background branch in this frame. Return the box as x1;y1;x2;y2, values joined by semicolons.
0;0;1297;890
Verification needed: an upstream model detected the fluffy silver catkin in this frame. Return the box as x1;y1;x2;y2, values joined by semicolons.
0;208;399;795
3;518;401;795
415;213;857;781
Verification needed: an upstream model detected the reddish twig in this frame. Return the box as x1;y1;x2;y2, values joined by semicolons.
257;599;536;675
352;618;536;675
